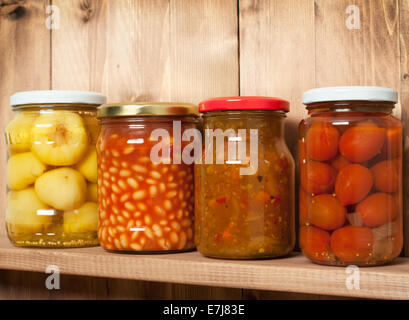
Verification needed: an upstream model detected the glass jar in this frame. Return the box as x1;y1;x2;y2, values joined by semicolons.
299;86;403;266
5;90;106;247
195;97;295;259
97;103;198;252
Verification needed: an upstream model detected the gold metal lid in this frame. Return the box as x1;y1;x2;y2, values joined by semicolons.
97;102;198;118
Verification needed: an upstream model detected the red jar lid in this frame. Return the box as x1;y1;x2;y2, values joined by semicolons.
199;96;289;112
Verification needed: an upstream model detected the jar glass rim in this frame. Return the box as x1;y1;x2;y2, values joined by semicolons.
97;102;198;118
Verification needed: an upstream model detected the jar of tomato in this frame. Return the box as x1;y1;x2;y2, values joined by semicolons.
299;87;403;266
6;90;106;247
97;103;198;252
196;97;295;259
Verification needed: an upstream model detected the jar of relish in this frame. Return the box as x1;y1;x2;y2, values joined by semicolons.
195;97;295;259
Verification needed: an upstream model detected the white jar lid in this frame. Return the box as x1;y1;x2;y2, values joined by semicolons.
302;86;398;104
10;90;107;106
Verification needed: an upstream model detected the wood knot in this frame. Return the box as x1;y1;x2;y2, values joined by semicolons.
403;74;409;81
0;0;26;19
80;0;93;23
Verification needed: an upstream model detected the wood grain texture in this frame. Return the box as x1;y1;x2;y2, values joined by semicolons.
105;279;242;300
52;0;107;91
1;236;409;299
104;0;170;101
104;0;239;103
0;270;243;300
400;0;409;256
0;270;109;299
169;0;239;102
0;0;51;236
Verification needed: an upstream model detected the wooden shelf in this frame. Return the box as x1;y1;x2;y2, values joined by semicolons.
0;236;408;299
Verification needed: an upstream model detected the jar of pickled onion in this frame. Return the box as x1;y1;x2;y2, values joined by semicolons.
299;86;403;266
6;90;106;247
97;103;198;252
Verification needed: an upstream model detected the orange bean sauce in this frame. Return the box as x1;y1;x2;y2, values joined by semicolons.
97;126;195;252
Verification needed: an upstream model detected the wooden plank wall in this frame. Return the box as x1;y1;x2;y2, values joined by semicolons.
0;0;408;299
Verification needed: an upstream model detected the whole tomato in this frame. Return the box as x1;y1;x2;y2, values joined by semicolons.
371;160;400;193
299;226;333;262
356;192;398;227
308;194;346;230
335;164;373;205
300;160;337;195
330;226;374;263
306;122;339;161
339;123;385;162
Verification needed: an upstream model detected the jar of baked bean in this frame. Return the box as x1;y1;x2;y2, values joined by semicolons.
97;103;198;252
299;87;403;266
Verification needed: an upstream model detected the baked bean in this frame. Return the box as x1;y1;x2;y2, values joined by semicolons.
144;214;152;225
120;234;129;247
152;224;163;237
123;146;135;155
109;167;118;174
145;227;154;239
117;225;126;233
132;190;146;200
112;184;121;194
159;183;166;192
154;205;166;217
130;243;142;250
131;231;139;241
123;211;131;219
124;202;136;211
120;193;130;202
127;177;139;189
178;231;187;250
170;232;179;244
149;186;158;197
126;220;134;229
132;164;147;174
164;200;172;211
166;191;177;198
114;238;121;249
171;221;181;232
118;179;127;190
